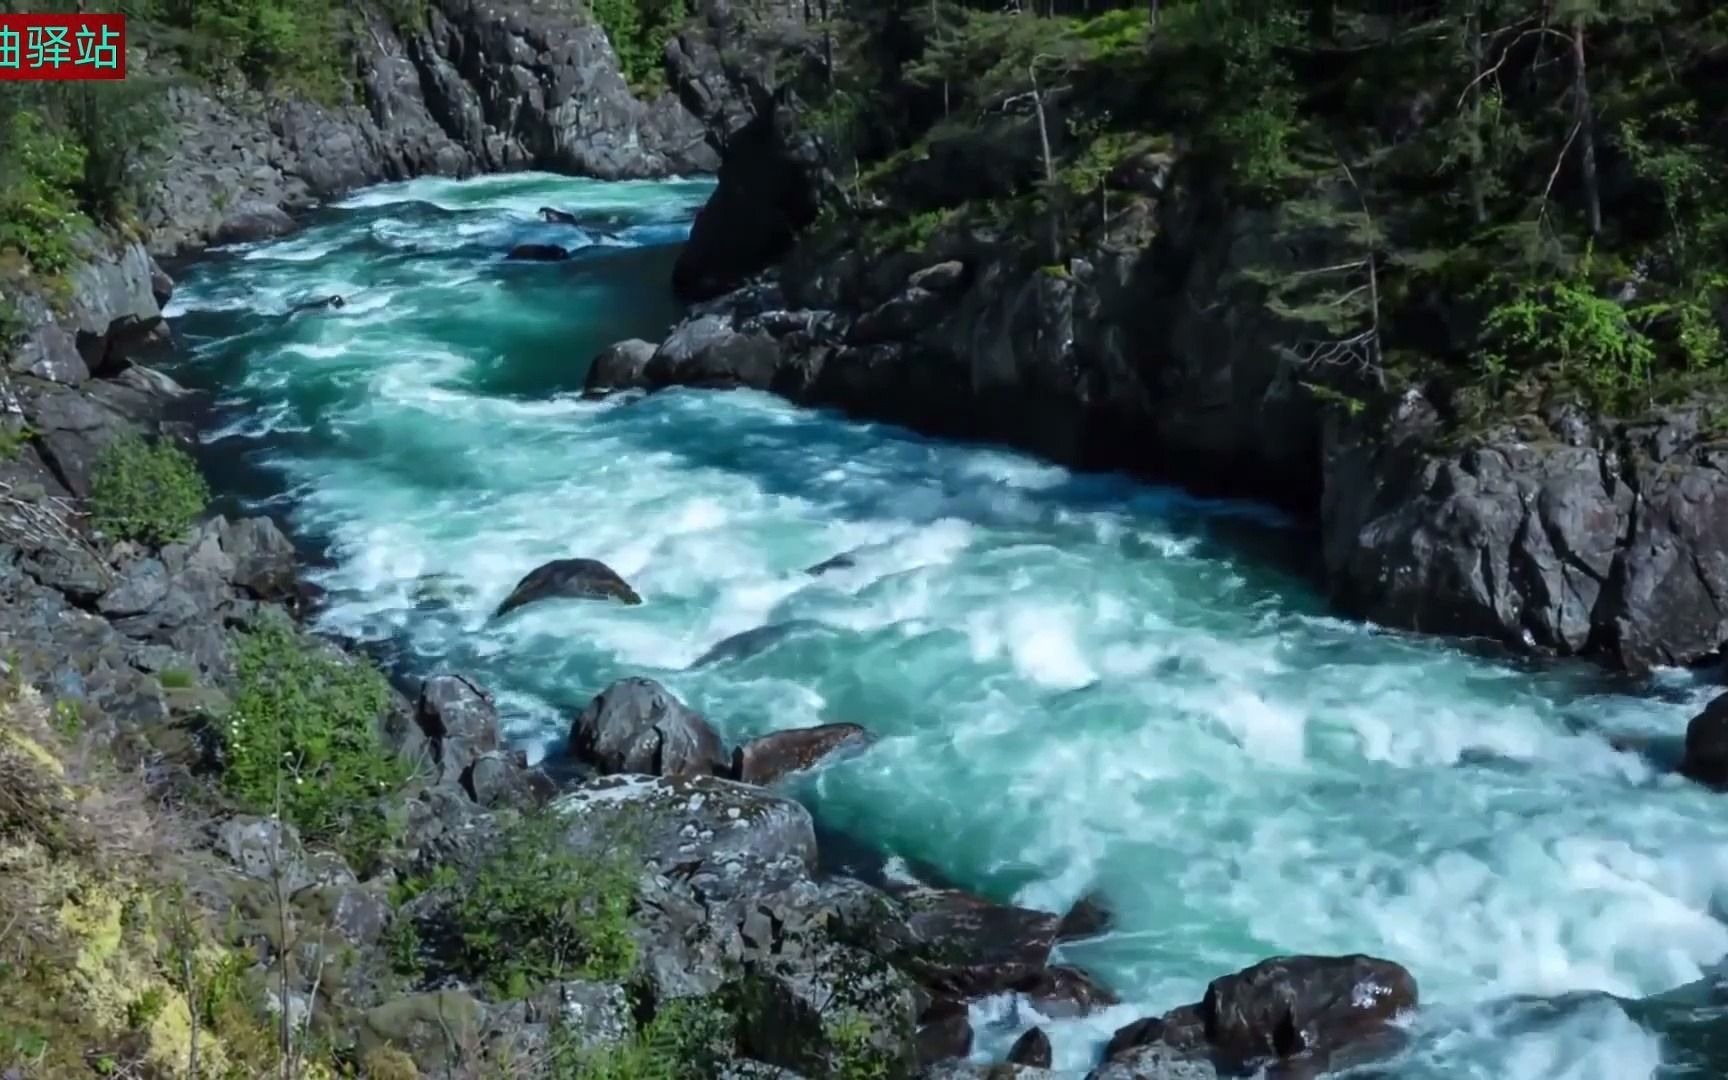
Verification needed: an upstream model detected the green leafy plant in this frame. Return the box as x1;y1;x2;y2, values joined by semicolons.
450;810;638;998
87;436;210;546
1478;274;1657;402
826;1010;890;1080
587;0;688;93
220;615;405;867
157;668;196;690
549;998;732;1080
0;108;87;279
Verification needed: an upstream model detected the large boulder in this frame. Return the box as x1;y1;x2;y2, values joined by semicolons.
414;674;501;784
1682;691;1728;789
569;677;729;778
553;773;818;899
584;339;657;398
493;557;641;617
731;722;871;785
217;516;299;600
1100;954;1416;1076
891;886;1061;999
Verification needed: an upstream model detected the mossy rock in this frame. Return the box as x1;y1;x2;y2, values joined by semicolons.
359;990;483;1072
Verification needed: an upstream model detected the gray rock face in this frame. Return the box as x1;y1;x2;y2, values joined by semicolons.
494;556;642;617
1324;401;1728;671
218;516;299;600
554;773;818;897
1087;1045;1218;1080
144;0;732;259
570;677;729;778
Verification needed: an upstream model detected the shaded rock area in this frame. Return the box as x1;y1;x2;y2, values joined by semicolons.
506;243;571;262
732;721;871;785
1682;691;1728;788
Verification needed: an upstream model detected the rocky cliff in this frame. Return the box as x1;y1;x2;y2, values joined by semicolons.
605;57;1728;677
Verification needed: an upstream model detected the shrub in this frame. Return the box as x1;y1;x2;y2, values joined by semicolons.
146;0;350;104
0;108;87;278
158;668;196;690
450;811;638;998
549;998;733;1080
221;616;405;867
88;436;210;546
1478;276;1657;402
588;0;687;92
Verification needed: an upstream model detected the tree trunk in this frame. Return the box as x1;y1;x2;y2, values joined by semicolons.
1029;61;1059;262
1571;20;1602;236
820;0;834;91
1149;0;1160;31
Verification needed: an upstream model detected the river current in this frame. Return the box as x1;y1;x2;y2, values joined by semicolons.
163;173;1728;1078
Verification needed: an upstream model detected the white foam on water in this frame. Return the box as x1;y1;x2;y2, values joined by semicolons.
163;173;1728;1080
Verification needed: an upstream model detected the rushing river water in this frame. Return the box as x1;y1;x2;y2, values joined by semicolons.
163;173;1728;1078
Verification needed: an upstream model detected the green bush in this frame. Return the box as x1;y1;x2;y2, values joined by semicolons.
146;0;349;104
221;616;405;867
88;437;210;546
1478;276;1657;402
0;108;87;279
550;998;732;1080
451;811;638;998
588;0;688;92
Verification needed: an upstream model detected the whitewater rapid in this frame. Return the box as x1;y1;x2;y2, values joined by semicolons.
163;172;1728;1078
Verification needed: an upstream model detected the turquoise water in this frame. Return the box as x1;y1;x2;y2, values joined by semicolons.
165;173;1728;1078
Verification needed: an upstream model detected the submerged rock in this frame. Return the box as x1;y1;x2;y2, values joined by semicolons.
916;997;973;1065
732;722;871;786
570;677;729;778
507;243;570;262
493;557;641;617
1008;1026;1053;1068
1057;891;1114;941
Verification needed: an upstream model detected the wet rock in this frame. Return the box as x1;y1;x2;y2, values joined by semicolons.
417;673;501;783
493;557;641;617
804;552;858;575
644;314;782;391
540;207;582;226
894;886;1060;999
1087;1044;1218;1080
1057;892;1114;941
1200;954;1415;1070
1682;691;1728;789
585;338;657;397
732;722;871;785
217;516;298;600
1010;964;1120;1018
691;620;825;667
570;677;729;778
1008;1026;1053;1068
916;997;973;1065
507;243;570;262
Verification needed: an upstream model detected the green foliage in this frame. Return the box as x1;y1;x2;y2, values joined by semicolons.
0;108;87;279
1477;271;1658;403
51;699;84;738
0;424;33;462
826;1010;891;1080
549;999;733;1079
382;915;425;979
588;0;688;92
146;0;350;103
220;615;405;867
124;987;168;1030
158;667;197;690
88;436;210;546
450;810;639;998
